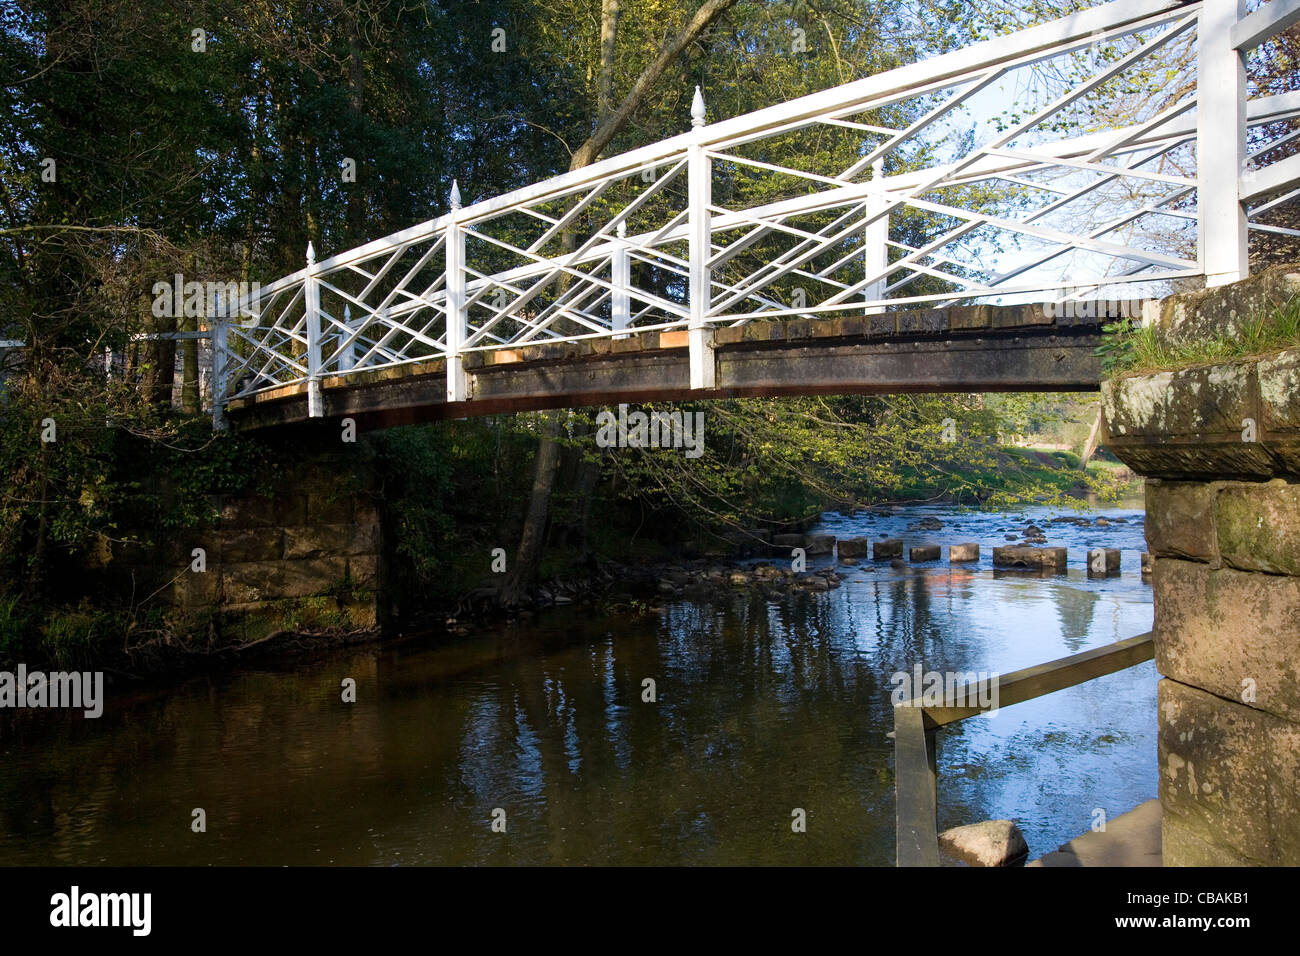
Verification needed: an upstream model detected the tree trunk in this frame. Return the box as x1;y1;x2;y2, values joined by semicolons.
346;7;366;245
569;0;737;167
597;0;623;123
1079;406;1104;470
574;443;604;559
141;299;177;409
500;0;737;603
501;412;566;605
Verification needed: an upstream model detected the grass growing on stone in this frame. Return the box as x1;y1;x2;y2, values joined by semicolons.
1101;294;1300;376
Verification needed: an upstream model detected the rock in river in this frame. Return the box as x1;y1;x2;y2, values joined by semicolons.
939;820;1028;867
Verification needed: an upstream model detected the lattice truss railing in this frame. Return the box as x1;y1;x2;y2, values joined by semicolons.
215;0;1300;416
219;224;450;398
1237;0;1300;255
701;0;1297;321
457;151;693;354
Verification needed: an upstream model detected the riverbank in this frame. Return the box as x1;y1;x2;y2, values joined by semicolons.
0;438;1141;683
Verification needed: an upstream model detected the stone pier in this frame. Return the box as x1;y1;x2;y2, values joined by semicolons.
1104;263;1300;866
101;448;383;644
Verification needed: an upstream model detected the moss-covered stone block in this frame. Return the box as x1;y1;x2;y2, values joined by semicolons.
1159;679;1291;865
219;495;276;528
1216;479;1300;575
1103;365;1278;479
347;554;380;588
221;527;283;563
1153;558;1300;724
222;557;349;604
167;568;222;608
284;524;353;559
1145;480;1219;562
1105;364;1252;438
306;492;353;524
1156;262;1300;349
1259;349;1300;474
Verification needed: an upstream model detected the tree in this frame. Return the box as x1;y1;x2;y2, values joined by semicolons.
500;0;740;605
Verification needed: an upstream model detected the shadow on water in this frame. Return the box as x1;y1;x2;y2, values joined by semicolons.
0;504;1154;865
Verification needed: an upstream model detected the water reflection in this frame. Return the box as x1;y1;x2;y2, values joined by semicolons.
0;505;1153;865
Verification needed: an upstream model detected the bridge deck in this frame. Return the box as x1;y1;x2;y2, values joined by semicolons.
228;305;1105;431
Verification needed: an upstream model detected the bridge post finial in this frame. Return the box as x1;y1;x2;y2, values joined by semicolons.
691;86;706;129
306;241;316;266
450;179;462;211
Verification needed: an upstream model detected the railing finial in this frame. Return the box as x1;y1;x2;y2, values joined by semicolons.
306;241;316;266
617;220;627;238
450;179;462;211
691;86;706;129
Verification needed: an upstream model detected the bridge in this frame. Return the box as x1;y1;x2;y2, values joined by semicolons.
213;0;1300;432
229;307;1106;430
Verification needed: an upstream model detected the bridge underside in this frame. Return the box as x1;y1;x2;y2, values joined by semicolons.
228;307;1105;432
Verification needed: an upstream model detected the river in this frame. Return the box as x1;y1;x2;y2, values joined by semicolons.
0;501;1154;866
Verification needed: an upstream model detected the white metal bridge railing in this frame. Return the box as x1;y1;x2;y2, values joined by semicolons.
212;0;1300;427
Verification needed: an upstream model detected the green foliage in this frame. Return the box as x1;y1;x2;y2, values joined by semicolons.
1101;295;1300;376
148;424;277;531
1096;318;1142;375
602;393;1108;540
37;604;123;671
369;426;457;586
368;417;543;611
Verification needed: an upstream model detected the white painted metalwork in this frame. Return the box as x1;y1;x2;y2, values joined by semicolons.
214;0;1300;425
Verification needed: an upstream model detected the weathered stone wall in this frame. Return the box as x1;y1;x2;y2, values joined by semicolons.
1146;480;1300;865
1104;264;1300;866
105;452;382;644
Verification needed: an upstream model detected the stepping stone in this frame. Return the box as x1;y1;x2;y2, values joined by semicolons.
873;538;903;559
993;545;1067;570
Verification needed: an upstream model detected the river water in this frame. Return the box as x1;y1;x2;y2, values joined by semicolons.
0;502;1154;866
